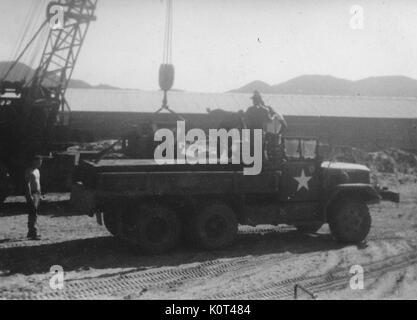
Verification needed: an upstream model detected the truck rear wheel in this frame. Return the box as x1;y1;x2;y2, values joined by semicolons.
103;211;118;236
328;199;371;243
0;193;7;205
188;202;238;250
0;166;10;205
129;204;182;254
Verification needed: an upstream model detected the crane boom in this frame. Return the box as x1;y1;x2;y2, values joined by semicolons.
33;0;98;119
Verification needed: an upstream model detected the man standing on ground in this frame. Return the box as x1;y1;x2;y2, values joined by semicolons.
25;155;42;240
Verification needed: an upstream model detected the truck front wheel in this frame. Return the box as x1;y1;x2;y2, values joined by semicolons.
328;199;371;243
129;204;182;254
188;202;238;250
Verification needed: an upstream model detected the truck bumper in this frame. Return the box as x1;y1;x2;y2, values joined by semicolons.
377;188;400;203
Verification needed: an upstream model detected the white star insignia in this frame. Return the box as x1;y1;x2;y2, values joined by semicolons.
294;169;312;191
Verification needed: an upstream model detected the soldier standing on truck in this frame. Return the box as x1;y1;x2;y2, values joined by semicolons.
244;91;287;159
245;90;287;132
245;91;272;130
25;155;42;240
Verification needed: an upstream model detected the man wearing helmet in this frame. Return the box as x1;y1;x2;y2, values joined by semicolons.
245;90;287;133
244;91;287;162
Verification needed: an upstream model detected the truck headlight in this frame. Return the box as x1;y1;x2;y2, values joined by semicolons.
340;170;350;183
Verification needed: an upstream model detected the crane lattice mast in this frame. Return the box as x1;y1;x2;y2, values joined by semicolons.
32;0;98;118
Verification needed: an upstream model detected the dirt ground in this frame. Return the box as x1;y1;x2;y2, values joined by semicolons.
0;173;416;300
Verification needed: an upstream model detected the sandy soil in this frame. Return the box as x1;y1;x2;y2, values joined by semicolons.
0;174;416;300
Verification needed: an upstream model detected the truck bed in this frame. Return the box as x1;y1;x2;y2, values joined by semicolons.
81;159;280;196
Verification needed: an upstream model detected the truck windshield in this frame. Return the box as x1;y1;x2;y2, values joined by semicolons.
284;139;301;158
284;138;317;159
301;140;317;159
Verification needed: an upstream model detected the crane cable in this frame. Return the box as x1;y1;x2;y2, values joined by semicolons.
10;0;37;62
2;0;48;82
162;0;173;65
156;0;185;120
2;20;48;82
21;3;48;81
2;1;36;79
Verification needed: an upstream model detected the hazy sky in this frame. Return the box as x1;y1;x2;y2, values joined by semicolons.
1;0;417;92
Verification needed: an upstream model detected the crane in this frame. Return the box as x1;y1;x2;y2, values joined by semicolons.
0;0;98;202
0;0;183;203
2;0;97;128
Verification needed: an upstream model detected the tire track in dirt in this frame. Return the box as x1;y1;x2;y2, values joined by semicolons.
31;237;412;300
205;250;417;300
32;252;297;299
1;226;407;300
239;226;403;242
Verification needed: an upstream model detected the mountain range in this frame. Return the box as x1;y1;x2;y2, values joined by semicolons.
2;62;417;97
0;61;120;90
230;75;417;97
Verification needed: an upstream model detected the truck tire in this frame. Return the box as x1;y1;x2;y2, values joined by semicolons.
0;194;7;205
295;223;323;234
188;202;238;250
103;211;118;236
328;199;371;243
0;165;10;204
129;204;182;254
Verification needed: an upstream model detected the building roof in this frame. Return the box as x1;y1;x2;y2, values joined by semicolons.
65;88;417;119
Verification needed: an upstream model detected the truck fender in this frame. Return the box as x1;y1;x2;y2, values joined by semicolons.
375;186;400;203
324;183;380;219
70;182;96;216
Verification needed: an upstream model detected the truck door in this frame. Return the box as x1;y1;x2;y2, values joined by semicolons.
279;138;321;202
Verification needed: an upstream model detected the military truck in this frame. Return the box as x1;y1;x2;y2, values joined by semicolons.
73;135;399;254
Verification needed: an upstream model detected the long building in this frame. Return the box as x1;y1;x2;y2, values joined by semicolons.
66;89;417;151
